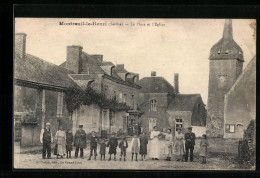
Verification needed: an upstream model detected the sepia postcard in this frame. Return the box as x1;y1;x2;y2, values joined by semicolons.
13;18;256;170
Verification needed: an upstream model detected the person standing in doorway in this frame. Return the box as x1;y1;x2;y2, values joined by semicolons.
40;122;53;159
74;125;87;159
185;127;196;162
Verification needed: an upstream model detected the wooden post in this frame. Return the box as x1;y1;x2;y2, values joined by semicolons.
41;89;45;128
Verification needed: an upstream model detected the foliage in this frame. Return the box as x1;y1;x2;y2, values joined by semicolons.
65;86;131;113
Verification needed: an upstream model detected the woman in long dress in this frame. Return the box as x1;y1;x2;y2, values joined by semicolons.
55;125;66;158
172;127;185;161
163;129;173;161
149;126;161;160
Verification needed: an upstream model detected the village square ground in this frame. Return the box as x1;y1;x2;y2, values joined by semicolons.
14;138;254;170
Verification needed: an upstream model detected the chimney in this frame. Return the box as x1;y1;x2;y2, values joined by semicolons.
92;54;103;64
15;33;27;59
151;71;156;77
174;73;179;93
66;45;83;74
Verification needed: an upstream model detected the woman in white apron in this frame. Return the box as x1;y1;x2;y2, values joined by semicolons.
149;126;161;160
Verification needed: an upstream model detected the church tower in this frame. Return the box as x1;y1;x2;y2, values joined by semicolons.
207;19;244;136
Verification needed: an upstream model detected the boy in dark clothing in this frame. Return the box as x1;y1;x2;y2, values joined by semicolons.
119;137;128;161
99;139;107;161
66;129;73;159
88;131;98;160
107;132;118;161
139;132;148;161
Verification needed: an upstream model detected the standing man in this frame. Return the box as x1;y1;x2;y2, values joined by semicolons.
40;122;53;159
88;131;98;160
185;127;196;162
74;125;87;159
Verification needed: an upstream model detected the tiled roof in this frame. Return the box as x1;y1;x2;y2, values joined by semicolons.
136;76;175;93
167;94;201;111
14;54;77;89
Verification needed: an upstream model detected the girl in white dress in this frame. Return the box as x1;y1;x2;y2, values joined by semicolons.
149;126;161;160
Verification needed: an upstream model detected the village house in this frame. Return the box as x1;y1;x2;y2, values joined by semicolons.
14;33;142;147
59;46;142;137
207;19;255;138
137;72;207;137
14;33;77;146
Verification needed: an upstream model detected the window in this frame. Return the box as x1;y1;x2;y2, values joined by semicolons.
110;111;115;126
150;99;156;111
57;92;64;117
148;118;157;131
175;118;183;131
123;94;127;103
119;92;122;102
225;124;235;133
88;105;98;128
104;86;108;97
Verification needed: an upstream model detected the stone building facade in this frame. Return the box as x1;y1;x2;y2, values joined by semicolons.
60;46;141;136
14;33;75;146
207;19;244;137
137;72;207;137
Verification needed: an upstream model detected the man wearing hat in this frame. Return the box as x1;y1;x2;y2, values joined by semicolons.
74;125;87;158
184;126;196;162
40;122;53;159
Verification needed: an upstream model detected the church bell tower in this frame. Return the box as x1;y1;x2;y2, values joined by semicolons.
207;19;244;135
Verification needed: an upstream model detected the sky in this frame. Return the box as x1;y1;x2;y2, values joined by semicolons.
15;18;256;104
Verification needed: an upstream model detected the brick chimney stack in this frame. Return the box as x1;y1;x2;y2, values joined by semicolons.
66;45;83;74
15;33;27;59
151;71;156;77
174;73;179;93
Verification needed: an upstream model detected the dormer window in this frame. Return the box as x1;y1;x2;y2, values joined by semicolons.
225;50;229;54
217;50;221;54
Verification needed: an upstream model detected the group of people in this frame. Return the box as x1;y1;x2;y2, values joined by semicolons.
40;123;209;164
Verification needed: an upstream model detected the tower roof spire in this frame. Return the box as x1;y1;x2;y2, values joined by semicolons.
222;19;233;40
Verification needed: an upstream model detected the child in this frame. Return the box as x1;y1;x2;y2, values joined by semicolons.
99;139;106;161
88;131;98;160
107;132;118;161
66;129;73;159
199;134;209;164
139;132;148;161
130;134;140;161
119;137;128;161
